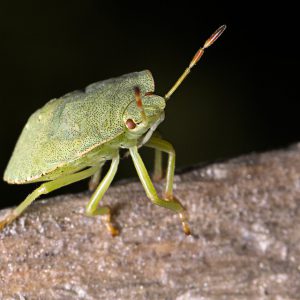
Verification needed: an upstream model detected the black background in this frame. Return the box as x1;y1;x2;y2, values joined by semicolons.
0;2;299;208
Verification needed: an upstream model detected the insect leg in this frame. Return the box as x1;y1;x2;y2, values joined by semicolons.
145;136;175;199
88;162;104;192
85;155;120;236
129;146;190;235
0;166;99;230
150;132;163;181
153;147;163;181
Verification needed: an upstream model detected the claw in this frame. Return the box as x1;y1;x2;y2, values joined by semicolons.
0;210;17;230
103;214;119;237
163;191;173;200
179;210;191;235
162;194;191;235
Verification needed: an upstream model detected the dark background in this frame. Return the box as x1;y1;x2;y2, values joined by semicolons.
0;2;299;208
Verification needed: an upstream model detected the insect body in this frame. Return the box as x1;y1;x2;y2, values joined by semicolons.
1;25;226;235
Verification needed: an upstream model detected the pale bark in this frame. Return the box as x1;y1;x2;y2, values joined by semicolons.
1;144;300;299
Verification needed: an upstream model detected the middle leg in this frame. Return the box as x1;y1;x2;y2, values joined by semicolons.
88;162;104;192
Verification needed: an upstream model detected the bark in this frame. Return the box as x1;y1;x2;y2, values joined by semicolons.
1;144;300;299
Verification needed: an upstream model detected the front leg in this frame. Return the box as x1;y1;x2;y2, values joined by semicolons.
149;132;163;181
85;155;120;236
129;146;190;235
145;136;176;199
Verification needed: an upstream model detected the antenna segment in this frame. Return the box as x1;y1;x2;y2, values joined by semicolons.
134;86;148;125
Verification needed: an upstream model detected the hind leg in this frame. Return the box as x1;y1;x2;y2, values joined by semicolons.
0;166;98;230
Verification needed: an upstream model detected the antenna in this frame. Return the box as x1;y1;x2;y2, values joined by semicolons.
134;86;148;125
164;25;226;101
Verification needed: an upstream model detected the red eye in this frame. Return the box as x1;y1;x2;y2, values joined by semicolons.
125;119;136;129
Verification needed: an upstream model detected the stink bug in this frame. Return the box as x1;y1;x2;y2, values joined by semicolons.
2;25;226;235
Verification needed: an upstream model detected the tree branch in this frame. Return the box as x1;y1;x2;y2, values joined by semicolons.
1;144;300;299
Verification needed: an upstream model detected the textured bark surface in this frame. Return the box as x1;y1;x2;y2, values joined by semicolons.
1;145;300;299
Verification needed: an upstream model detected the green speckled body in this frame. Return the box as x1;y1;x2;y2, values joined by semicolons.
4;70;165;184
1;25;225;235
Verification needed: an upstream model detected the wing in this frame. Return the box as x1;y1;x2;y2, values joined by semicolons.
4;70;155;183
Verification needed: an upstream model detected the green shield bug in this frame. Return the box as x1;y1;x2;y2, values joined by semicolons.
2;25;226;236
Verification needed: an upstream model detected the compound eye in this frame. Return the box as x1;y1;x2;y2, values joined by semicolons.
125;118;136;129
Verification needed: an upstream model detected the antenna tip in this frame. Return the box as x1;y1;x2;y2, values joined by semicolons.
204;24;227;48
220;24;227;30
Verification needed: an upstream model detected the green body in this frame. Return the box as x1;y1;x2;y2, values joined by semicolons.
4;70;165;184
2;25;226;234
1;70;189;235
